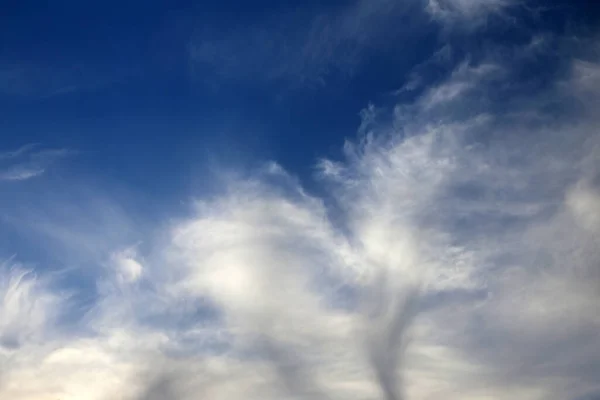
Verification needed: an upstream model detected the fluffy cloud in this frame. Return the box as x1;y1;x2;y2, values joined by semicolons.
2;30;600;400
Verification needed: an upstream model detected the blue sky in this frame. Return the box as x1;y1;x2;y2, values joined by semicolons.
1;1;600;399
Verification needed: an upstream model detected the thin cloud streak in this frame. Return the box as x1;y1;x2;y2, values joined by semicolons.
0;145;73;182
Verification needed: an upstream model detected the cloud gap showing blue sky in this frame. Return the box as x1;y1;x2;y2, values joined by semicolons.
1;1;600;399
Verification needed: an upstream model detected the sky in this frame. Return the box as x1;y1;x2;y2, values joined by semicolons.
1;1;600;399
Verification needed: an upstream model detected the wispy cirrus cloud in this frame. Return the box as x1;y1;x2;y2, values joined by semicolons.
0;259;61;352
0;63;135;99
0;144;72;182
425;0;516;29
189;0;430;88
0;65;77;98
189;0;516;89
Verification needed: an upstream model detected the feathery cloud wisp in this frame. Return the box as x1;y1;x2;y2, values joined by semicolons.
0;145;72;182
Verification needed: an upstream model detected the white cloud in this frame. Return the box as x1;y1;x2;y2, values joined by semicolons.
426;0;514;29
188;0;519;89
566;181;600;233
0;144;41;160
418;61;503;109
0;259;61;352
110;247;144;284
0;145;72;182
0;168;45;181
189;0;427;88
2;29;600;400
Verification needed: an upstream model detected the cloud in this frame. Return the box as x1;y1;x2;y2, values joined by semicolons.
417;61;504;109
110;247;144;284
189;0;517;89
0;63;132;99
0;259;61;352
0;65;70;97
0;143;41;160
189;0;427;88
2;19;600;400
425;0;515;29
0;145;72;182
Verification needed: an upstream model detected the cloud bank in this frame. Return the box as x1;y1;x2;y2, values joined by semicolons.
2;16;600;400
